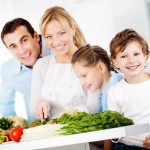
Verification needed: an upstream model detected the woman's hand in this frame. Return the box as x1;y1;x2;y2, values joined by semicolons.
143;134;150;148
36;100;50;121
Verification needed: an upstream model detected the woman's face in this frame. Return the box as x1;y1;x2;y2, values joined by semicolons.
44;20;76;56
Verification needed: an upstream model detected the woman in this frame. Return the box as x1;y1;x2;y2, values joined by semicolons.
30;6;100;121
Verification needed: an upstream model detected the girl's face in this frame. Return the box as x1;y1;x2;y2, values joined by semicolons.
113;41;147;82
73;62;104;93
44;20;76;56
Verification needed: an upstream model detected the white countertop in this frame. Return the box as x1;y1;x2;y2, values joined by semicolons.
0;123;150;150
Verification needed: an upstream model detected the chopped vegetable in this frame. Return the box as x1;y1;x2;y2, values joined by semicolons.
0;117;13;130
28;119;56;127
46;120;55;124
0;132;8;144
8;116;28;128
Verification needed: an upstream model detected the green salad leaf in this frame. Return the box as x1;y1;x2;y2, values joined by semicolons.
57;110;134;135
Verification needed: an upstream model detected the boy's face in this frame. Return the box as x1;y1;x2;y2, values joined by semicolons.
113;41;147;82
73;62;103;93
3;26;41;67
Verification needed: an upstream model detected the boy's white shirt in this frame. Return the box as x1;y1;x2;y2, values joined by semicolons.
108;79;150;147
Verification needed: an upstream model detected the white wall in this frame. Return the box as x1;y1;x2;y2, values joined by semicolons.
111;0;150;44
0;0;150;118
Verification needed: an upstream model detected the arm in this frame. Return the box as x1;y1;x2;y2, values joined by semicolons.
30;56;50;121
77;89;101;114
104;140;113;150
0;63;16;117
143;134;150;148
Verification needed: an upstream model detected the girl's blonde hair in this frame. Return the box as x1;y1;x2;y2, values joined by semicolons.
40;6;87;48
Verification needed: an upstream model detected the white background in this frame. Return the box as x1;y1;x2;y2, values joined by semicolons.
0;0;150;119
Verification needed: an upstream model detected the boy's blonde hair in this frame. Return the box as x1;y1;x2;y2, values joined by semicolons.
40;6;87;48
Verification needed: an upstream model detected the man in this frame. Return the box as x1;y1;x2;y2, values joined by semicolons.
0;18;50;123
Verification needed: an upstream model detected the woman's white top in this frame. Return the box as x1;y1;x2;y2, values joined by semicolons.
30;55;100;119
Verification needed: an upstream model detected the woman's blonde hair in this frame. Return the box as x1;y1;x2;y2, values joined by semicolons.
40;6;87;48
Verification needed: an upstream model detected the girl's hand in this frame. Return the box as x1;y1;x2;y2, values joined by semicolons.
143;135;150;148
36;100;50;121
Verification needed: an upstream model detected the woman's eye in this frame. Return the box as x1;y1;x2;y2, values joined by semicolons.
59;32;65;36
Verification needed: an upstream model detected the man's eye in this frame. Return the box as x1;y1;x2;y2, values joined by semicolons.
22;39;27;43
10;45;16;50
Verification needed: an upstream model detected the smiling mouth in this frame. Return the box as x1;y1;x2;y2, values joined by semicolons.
55;45;65;51
22;52;31;60
127;65;139;70
85;84;91;89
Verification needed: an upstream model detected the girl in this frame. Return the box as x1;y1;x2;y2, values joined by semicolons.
108;28;150;150
71;44;123;112
71;44;123;150
30;6;99;122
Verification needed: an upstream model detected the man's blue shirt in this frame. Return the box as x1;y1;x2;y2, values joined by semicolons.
0;36;50;123
0;58;33;122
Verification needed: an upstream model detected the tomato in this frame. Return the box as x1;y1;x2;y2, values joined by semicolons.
10;128;24;142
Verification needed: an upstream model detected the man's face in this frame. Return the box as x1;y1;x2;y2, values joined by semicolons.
3;26;41;67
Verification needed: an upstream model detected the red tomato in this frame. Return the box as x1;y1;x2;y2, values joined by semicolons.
10;128;24;142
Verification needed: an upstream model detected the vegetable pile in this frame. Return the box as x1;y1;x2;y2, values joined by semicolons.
0;116;28;144
57;110;134;135
0;111;134;143
21;110;134;142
